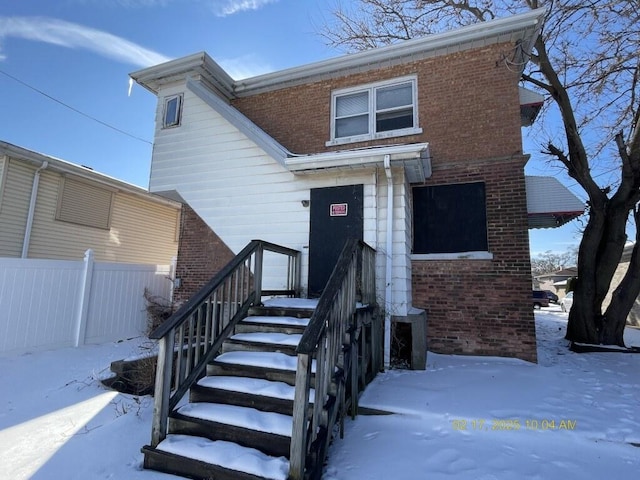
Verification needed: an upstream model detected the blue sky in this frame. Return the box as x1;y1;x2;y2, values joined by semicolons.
0;0;585;256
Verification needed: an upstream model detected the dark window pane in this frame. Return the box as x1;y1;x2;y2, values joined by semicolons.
413;183;488;254
376;107;414;132
164;96;181;127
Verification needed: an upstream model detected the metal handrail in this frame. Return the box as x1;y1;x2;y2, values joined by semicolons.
149;240;300;447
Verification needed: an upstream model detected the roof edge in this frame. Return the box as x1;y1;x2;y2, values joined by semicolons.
0;140;180;208
131;8;546;98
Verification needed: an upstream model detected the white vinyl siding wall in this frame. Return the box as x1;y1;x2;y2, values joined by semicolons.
151;85;380;292
150;83;412;309
0;159;33;257
375;168;412;316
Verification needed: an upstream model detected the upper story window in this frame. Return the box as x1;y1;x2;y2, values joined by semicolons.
328;76;421;146
162;94;183;128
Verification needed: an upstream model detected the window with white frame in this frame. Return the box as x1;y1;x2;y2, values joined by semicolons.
162;94;183;128
329;76;420;145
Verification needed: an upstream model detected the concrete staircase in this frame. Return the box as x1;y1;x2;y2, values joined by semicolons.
142;300;317;480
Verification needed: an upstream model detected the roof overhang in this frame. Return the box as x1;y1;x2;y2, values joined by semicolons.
526;176;585;229
520;86;544;126
130;8;546;99
286;143;431;183
0;140;181;209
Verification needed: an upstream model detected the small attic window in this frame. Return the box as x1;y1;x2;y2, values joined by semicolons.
163;94;183;128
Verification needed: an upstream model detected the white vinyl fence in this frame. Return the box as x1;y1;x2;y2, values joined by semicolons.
0;250;174;356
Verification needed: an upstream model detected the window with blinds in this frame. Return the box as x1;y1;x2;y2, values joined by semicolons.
329;76;420;145
56;177;114;230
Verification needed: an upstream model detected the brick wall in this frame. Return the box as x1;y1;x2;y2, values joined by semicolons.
412;156;537;362
173;204;235;306
231;43;522;165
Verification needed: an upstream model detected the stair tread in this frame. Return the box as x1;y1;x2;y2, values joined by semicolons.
197;376;315;403
215;351;316;373
263;298;319;310
156;434;289;480
177;402;293;437
230;332;302;346
242;316;310;326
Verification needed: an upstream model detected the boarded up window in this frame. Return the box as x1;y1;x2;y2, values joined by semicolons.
56;177;114;230
413;182;488;254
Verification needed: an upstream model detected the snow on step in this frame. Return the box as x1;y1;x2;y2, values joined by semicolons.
231;332;302;346
157;434;288;480
216;351;316;373
177;402;293;437
263;298;319;310
243;316;310;327
197;376;315;403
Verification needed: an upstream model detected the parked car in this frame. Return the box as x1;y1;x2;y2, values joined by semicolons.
560;291;574;312
544;290;559;304
532;290;550;309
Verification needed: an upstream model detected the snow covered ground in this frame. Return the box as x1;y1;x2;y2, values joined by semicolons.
0;307;638;479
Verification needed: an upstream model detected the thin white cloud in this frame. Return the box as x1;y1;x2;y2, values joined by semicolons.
74;0;172;7
218;53;273;79
77;0;279;16
208;0;280;17
0;16;171;67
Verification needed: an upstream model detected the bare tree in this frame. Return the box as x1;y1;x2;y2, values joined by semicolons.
320;0;640;346
531;248;577;277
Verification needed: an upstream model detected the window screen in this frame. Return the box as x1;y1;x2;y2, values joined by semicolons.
413;182;488;254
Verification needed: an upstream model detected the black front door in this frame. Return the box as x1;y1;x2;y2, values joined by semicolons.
308;184;364;297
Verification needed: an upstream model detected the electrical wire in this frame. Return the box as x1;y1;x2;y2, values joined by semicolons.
0;68;152;145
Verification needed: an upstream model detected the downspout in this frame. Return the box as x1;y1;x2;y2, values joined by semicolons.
383;154;393;369
22;161;48;258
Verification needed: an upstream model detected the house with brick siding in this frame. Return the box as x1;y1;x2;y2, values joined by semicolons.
131;8;582;364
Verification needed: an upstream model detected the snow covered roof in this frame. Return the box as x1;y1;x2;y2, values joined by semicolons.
526;176;585;229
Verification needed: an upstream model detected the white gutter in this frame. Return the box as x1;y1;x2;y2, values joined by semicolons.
21;161;48;258
383;154;393;369
285;143;429;171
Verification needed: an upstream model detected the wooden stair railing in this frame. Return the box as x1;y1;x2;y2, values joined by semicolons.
148;240;301;448
289;239;380;480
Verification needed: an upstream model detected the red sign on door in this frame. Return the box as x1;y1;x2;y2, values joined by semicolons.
330;203;348;217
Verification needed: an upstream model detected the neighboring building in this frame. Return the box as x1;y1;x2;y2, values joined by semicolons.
131;9;583;363
0;141;181;265
534;267;578;298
